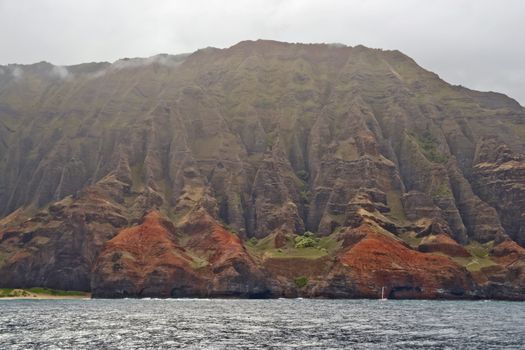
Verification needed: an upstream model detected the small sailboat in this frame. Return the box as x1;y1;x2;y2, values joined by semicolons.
380;286;387;301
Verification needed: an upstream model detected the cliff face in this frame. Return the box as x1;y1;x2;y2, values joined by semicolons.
0;40;524;299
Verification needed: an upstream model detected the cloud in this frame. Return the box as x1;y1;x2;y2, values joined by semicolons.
50;65;72;80
111;54;188;71
11;66;23;80
0;0;523;104
86;69;106;80
85;53;189;80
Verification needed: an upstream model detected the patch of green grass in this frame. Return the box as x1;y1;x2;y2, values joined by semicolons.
452;256;496;272
412;131;448;164
399;231;423;248
245;234;277;258
466;241;493;259
266;247;328;259
294;276;308;288
318;236;341;251
299;189;310;203
452;241;497;272
0;287;86;298
296;170;309;182
246;237;259;246
0;288;15;297
246;232;340;260
27;287;86;296
249;235;275;250
189;256;209;269
0;289;31;298
431;181;453;199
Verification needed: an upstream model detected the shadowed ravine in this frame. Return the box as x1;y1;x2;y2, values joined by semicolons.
0;40;524;299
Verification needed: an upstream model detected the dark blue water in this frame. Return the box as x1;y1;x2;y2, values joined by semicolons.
0;299;524;349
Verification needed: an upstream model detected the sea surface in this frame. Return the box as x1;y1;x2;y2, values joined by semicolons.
0;298;524;349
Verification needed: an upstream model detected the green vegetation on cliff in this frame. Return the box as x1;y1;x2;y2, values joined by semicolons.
458;241;497;272
246;232;340;260
0;288;87;298
410;131;448;164
27;287;86;296
294;232;319;248
294;276;308;288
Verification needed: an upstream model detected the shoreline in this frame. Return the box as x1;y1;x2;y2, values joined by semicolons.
0;294;91;300
2;295;523;302
0;289;91;300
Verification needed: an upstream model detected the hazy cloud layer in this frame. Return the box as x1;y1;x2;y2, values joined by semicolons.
0;0;523;105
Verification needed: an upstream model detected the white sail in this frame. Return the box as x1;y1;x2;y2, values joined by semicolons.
381;287;387;301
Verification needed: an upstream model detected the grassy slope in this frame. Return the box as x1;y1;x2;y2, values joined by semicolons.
398;232;497;272
0;287;88;298
246;234;341;260
452;241;497;272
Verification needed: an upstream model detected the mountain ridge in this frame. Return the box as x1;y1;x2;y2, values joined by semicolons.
0;40;524;299
2;40;523;108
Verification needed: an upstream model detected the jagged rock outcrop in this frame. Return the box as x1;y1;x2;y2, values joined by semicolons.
471;139;525;245
0;40;524;299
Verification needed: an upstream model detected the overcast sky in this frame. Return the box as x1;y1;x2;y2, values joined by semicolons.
0;0;523;105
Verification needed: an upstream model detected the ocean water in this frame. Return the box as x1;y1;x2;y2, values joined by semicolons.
0;299;524;349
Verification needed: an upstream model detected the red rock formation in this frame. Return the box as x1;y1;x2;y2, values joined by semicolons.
319;225;473;299
92;210;270;298
92;212;203;297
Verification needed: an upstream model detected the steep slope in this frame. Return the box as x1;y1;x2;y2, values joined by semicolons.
0;40;524;299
